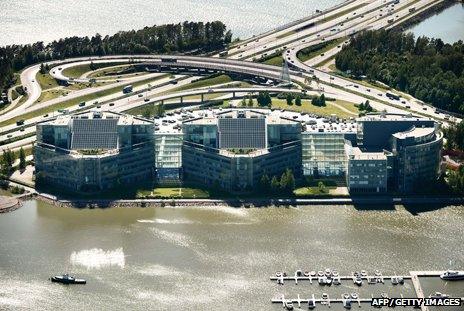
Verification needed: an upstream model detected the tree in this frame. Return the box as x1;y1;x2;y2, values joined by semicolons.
320;93;326;106
19;147;26;170
257;92;265;106
295;95;302;106
271;176;280;191
241;98;247;107
280;171;288;191
285;169;295;192
444;121;464;150
448;167;464;194
1;149;15;175
248;96;253;107
260;173;270;191
39;63;46;74
286;93;294;106
142;108;151;119
264;92;272;107
318;181;326;193
89;61;96;71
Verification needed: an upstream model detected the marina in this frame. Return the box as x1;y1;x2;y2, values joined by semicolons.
270;270;464;310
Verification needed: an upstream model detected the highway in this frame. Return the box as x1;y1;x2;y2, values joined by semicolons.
0;0;457;154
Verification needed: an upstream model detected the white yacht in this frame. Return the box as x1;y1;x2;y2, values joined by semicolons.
440;270;464;280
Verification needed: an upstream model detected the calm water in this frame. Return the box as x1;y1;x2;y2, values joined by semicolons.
407;3;464;44
0;0;339;46
0;201;463;310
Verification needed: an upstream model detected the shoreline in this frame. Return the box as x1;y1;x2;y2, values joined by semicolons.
24;192;464;209
0;196;21;213
392;0;457;32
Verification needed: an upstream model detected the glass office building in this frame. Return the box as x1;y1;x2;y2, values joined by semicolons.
302;133;351;177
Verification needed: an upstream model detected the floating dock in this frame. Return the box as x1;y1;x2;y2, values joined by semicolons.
270;270;463;310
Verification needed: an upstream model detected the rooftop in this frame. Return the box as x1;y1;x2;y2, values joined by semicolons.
155;108;357;135
392;126;436;140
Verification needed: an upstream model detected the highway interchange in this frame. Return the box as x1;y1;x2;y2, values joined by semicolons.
1;0;458;154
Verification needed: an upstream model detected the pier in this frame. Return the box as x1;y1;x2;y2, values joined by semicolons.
270;270;464;309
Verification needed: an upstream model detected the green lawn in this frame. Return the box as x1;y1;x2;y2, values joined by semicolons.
137;187;210;199
297;38;346;63
36;72;60;90
62;62;123;79
293;186;336;196
35;89;70;103
262;55;284;67
87;65;131;78
267;98;358;118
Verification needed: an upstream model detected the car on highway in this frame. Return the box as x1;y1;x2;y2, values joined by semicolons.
109;103;115;107
16;120;25;126
144;98;149;102
78;102;85;107
7;134;12;138
138;94;143;97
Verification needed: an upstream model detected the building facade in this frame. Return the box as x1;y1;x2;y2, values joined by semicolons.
35;109;443;195
35;111;154;192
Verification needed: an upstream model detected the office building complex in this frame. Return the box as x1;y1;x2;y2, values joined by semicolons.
35;109;443;194
35;111;154;192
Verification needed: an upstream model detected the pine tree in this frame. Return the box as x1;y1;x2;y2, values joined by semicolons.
295;95;302;106
260;173;270;191
320;93;326;106
271;176;280;191
286;93;294;106
19;147;26;170
248;96;253;107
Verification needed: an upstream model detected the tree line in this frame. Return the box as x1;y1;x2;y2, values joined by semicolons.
335;30;464;114
0;21;232;97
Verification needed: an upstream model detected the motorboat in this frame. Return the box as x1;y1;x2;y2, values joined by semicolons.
325;277;333;286
296;270;303;277
429;292;449;298
440;270;464;281
354;276;363;286
318;276;327;285
360;270;367;276
276;271;283;277
333;276;341;285
343;299;352;309
310;271;317;277
322;293;329;300
332;270;339;277
284;300;294;310
374;270;381;276
353;271;360;277
391;276;398;285
397;276;404;284
342;293;350;300
318;270;324;277
50;274;86;285
351;293;358;300
325;268;332;277
304;271;310;277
